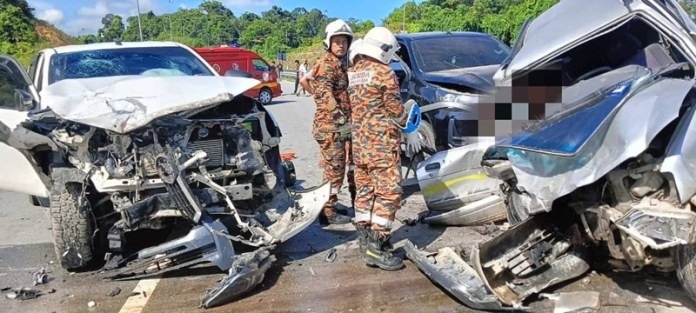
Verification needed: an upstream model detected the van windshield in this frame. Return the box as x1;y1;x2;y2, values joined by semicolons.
48;46;214;84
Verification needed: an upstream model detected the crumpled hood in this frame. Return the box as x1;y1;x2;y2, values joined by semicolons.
422;64;498;93
40;75;261;134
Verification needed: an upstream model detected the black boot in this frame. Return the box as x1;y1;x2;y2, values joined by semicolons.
349;186;357;210
352;222;370;258
363;229;404;271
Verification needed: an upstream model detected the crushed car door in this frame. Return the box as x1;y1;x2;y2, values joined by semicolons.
0;55;49;197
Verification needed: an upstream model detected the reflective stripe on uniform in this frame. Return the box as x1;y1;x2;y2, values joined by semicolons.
370;215;393;229
355;211;371;223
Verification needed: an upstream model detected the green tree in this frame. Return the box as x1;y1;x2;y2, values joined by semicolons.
0;3;36;43
98;13;125;41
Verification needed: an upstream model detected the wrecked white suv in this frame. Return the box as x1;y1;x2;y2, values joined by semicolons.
0;41;328;308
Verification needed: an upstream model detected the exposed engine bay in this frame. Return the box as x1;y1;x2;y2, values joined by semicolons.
4;80;328;309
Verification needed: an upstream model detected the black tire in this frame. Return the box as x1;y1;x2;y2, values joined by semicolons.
676;244;696;305
50;183;95;271
418;120;437;153
259;88;273;105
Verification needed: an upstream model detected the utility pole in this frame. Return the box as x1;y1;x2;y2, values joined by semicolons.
136;0;143;41
169;0;174;41
402;2;406;33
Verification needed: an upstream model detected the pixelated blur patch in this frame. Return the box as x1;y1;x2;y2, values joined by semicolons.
495;102;512;120
511;103;529;120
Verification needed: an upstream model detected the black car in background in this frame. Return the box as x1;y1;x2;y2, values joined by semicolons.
390;31;511;153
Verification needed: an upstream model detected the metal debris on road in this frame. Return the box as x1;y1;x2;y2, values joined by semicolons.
107;287;122;297
400;218;418;226
5;287;41;300
541;291;600;313
325;248;337;263
32;267;48;286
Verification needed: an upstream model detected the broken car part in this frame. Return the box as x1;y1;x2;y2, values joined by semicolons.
540;291;601;313
32;268;48;286
5;288;41;300
200;248;275;308
416;140;507;226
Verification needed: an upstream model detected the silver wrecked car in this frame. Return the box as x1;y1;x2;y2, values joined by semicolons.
406;0;696;310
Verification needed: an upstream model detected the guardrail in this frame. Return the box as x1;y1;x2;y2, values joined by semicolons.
279;70;297;82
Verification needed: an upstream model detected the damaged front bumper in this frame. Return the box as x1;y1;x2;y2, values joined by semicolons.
404;241;514;311
106;182;330;308
406;213;591;311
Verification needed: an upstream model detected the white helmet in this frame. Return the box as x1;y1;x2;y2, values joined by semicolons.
324;19;354;50
348;38;363;65
356;27;399;65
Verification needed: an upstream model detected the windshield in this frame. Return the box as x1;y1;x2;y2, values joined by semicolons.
411;35;511;72
48;46;213;84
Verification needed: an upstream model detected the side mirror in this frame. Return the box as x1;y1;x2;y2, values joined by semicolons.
14;89;34;111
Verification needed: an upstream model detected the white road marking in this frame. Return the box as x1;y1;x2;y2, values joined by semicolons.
118;277;161;313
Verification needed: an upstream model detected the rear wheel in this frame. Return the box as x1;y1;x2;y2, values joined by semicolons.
418;120;437;153
676;244;696;304
50;183;95;271
259;88;273;105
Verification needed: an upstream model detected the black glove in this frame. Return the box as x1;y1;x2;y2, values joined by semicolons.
332;109;347;125
338;123;351;141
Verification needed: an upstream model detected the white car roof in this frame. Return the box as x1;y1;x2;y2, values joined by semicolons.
47;41;189;54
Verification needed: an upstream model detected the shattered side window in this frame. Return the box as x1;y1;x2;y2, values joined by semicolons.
0;64;29;108
48;46;214;85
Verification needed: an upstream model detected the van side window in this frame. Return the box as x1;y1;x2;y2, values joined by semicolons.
252;59;269;71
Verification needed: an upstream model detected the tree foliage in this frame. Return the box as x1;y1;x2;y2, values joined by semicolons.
382;0;558;45
8;0;696;68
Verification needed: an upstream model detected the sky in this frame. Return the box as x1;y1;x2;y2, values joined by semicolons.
27;0;417;36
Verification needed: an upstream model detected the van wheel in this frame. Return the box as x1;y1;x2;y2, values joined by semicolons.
259;88;273;105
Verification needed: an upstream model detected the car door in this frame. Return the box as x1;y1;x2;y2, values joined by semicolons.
0;55;49;197
389;56;412;101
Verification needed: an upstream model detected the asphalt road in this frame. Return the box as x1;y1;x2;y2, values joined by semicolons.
1;81;696;313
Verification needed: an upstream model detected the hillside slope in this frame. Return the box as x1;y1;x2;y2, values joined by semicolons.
34;20;75;46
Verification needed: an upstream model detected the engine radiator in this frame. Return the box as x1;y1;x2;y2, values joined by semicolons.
187;139;225;167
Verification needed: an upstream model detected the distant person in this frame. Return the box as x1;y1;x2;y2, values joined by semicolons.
296;60;309;96
293;60;301;94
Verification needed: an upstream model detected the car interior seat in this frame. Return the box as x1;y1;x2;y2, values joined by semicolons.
619;43;676;72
